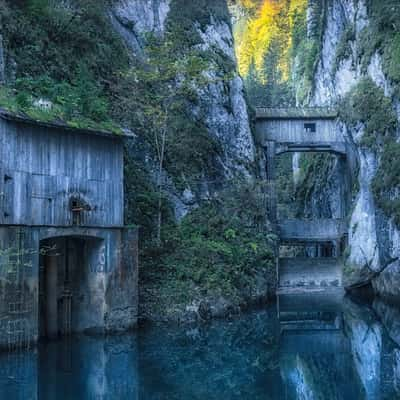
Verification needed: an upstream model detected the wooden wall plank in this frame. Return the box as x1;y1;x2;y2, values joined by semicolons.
0;119;124;228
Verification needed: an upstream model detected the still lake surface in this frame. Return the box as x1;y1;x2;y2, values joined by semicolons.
1;292;400;399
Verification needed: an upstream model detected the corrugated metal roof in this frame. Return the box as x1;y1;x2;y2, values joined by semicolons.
255;107;338;119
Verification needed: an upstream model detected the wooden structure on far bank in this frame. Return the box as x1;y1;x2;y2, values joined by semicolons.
255;108;348;291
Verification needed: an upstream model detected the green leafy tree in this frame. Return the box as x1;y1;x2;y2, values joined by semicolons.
113;26;227;244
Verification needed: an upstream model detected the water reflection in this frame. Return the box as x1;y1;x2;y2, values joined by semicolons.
278;290;363;399
1;293;400;399
0;335;139;400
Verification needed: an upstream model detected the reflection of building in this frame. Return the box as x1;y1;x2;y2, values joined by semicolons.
277;291;363;399
278;290;347;354
0;335;139;399
0;111;138;349
278;293;400;399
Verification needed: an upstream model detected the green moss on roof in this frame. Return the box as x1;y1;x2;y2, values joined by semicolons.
0;108;132;138
0;86;129;137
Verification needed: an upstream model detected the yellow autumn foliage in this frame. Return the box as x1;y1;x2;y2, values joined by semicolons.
234;0;308;82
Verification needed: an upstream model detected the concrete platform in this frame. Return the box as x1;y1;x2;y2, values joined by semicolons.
279;257;342;288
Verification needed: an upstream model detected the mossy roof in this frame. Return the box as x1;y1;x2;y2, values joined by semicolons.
0;108;134;139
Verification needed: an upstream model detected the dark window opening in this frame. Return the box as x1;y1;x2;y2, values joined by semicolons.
69;197;90;226
69;196;92;226
304;123;316;133
72;210;81;226
321;244;334;258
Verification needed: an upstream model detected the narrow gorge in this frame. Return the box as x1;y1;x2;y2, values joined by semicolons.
0;1;400;398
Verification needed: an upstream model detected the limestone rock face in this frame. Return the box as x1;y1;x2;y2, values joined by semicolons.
194;19;255;178
110;0;170;57
341;299;400;398
113;0;170;33
111;0;255;219
346;150;380;284
343;299;385;399
372;261;400;300
300;0;400;298
298;155;346;220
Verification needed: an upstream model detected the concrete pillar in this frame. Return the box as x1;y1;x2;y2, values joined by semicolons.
292;152;301;186
264;142;277;223
334;239;341;258
104;229;138;331
45;255;58;339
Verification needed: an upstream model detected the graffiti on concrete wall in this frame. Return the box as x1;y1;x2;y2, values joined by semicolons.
90;243;108;273
0;230;37;350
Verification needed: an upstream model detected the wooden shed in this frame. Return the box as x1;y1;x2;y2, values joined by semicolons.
0;110;138;349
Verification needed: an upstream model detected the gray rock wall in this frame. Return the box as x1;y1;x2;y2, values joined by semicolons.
300;0;400;299
111;0;255;220
110;0;171;57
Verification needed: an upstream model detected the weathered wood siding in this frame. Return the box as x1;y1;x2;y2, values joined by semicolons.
278;219;347;242
256;119;343;146
0;119;123;227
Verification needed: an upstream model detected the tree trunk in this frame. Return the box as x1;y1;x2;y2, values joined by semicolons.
155;122;167;246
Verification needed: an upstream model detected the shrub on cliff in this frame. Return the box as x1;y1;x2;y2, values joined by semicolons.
372;139;400;226
339;78;397;147
141;181;276;310
0;0;127;131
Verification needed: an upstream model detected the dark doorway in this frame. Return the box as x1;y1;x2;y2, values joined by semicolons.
39;236;105;339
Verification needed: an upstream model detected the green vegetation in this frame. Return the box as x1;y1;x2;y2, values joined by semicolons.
124;142;173;244
131;1;277;311
141;182;276;316
358;1;400;91
240;0;326;107
168;0;231;32
333;26;355;72
372;139;400;225
339;77;400;226
292;0;326;104
0;0;126;132
339;78;397;147
0;0;276;316
113;0;234;247
113;36;222;189
0;84;123;134
245;47;295;107
350;1;400;226
294;153;335;215
275;154;297;219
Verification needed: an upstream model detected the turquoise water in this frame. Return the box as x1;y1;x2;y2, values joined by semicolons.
1;294;400;399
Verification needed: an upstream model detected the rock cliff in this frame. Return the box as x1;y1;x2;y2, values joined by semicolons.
111;0;255;220
298;0;400;300
108;0;273;321
0;0;273;321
